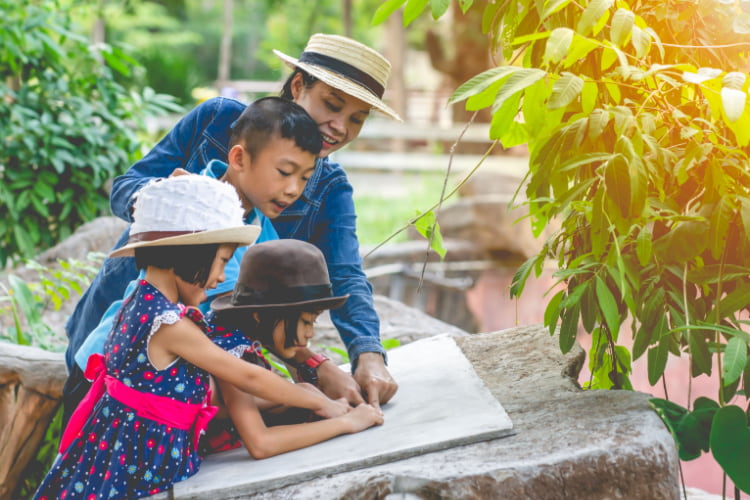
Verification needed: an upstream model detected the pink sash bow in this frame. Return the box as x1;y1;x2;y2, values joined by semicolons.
60;354;217;453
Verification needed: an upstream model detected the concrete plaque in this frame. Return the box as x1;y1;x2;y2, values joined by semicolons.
166;334;513;499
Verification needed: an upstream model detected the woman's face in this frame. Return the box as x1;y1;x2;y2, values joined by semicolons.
272;310;320;359
291;73;371;157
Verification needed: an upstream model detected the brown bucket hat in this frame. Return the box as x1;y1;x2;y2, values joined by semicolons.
211;239;348;312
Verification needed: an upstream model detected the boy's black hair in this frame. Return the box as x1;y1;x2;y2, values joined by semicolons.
229;96;322;158
214;307;316;356
134;244;222;288
279;69;318;101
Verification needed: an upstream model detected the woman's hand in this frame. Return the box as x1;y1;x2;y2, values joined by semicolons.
342;403;384;433
313;395;351;419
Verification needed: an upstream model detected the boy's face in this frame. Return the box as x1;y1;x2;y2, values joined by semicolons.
230;137;316;219
291;74;371;157
272;311;320;359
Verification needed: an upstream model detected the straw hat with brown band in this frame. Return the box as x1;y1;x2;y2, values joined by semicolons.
274;33;402;122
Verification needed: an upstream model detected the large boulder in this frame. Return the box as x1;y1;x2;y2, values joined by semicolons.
240;325;680;500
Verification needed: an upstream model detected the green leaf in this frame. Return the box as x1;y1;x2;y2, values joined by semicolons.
679;397;719;460
708;196;733;260
544;289;565;333
559;301;580;353
635;225;652;266
510;255;538;298
413;210;447;259
710;405;750;494
630;25;650;58
430;0;450;19
542;0;572;19
688;330;712;377
457;0;473;14
576;0;614;36
581;78;598;115
544;27;574;64
610;8;634;47
449;66;519;105
723;337;748;385
595;275;620;335
403;0;429;25
372;0;407;25
580;280;597;333
381;338;401;350
468;79;502;111
548;72;583;110
588;109;610;140
647;336;669;386
563;34;599;68
716;282;750;318
493;68;547;112
604;154;630;219
8;275;42;327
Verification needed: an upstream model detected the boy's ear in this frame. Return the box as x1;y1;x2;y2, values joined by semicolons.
227;144;246;171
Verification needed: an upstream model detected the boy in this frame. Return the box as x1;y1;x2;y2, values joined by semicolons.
62;97;321;424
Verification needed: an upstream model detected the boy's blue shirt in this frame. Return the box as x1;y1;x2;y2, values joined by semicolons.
74;160;277;370
66;97;383;374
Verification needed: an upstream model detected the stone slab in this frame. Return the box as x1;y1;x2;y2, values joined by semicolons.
162;335;513;499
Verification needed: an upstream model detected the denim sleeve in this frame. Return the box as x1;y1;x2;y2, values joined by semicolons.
109;98;223;222
315;180;385;367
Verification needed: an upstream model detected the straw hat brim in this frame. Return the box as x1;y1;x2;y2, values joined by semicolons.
109;225;261;258
211;293;349;313
274;50;402;122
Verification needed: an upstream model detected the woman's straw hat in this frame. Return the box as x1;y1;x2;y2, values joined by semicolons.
274;33;402;121
110;176;260;258
211;239;349;312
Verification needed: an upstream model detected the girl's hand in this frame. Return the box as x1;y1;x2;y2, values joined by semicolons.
343;403;385;433
314;396;351;419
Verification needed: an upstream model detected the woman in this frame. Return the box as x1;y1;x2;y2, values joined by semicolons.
64;34;400;423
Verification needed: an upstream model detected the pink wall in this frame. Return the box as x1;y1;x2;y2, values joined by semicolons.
466;267;749;498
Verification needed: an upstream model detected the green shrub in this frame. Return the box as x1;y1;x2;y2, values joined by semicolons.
0;0;181;266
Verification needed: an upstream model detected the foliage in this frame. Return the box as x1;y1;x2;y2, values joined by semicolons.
0;253;103;351
0;0;181;266
374;0;750;493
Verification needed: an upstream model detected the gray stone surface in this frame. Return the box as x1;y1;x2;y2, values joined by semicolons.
180;325;679;500
158;335;513;499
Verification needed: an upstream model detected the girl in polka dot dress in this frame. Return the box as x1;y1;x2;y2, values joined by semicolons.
33;176;351;500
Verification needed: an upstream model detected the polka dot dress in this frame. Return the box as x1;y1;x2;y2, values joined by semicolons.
34;280;250;500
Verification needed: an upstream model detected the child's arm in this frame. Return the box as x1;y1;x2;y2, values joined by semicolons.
217;378;383;459
150;318;349;419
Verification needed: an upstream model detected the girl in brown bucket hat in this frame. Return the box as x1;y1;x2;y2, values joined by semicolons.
201;239;384;457
68;33;399;420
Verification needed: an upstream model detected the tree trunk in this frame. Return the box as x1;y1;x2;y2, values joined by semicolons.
0;343;66;499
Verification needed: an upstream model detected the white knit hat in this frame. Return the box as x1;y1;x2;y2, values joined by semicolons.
110;176;260;258
274;33;402;121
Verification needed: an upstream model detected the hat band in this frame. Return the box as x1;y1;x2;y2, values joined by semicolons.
232;282;333;306
130;230;203;243
299;51;385;98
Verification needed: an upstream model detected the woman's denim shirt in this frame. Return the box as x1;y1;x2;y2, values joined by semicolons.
65;97;382;372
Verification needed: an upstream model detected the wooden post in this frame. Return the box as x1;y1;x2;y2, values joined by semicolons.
385;11;407;151
342;0;352;38
217;0;234;91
